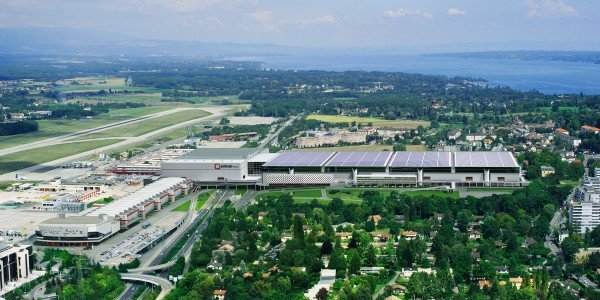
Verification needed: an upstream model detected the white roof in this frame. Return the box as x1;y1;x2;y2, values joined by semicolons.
88;177;186;217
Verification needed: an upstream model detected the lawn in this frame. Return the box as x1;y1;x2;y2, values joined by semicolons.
0;139;122;174
196;190;215;210
0;106;171;150
403;190;460;199
73;109;210;140
234;187;248;196
87;196;115;208
173;200;191;211
258;187;460;204
306;114;430;129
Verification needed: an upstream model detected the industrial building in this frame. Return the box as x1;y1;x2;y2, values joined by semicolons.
35;214;119;247
35;177;192;247
87;177;191;229
162;148;524;188
0;243;34;293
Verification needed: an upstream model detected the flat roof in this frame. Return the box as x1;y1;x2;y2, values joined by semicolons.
326;151;392;168
88;177;187;217
264;150;519;169
41;215;109;225
389;152;452;168
263;151;335;167
248;153;280;163
454;152;518;168
178;148;265;160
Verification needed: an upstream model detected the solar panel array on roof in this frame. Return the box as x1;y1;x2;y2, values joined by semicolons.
263;151;335;167
389;152;451;168
454;152;518;168
263;150;518;168
325;151;391;167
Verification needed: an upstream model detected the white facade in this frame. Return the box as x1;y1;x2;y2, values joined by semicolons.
0;243;33;294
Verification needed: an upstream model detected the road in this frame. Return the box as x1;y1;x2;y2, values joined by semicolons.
259;113;302;148
372;271;401;300
120;273;174;300
0;106;230;180
119;189;233;300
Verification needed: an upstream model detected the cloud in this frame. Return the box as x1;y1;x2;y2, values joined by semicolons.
384;8;433;19
525;0;581;18
247;10;272;22
447;8;466;16
296;14;336;28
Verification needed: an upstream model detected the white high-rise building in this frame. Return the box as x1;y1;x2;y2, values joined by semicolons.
569;177;600;233
0;243;34;294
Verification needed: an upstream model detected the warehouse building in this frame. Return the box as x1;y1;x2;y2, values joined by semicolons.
88;177;191;229
35;214;119;247
162;148;524;188
0;243;34;293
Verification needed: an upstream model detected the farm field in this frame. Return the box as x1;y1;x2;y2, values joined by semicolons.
73;109;211;140
70;92;165;104
0;139;122;174
0;106;171;150
306;114;430;129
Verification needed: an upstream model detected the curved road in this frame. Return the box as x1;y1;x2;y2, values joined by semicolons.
120;273;173;300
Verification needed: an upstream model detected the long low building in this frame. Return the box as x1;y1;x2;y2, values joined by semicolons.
162;148;525;188
88;177;192;229
35;177;192;247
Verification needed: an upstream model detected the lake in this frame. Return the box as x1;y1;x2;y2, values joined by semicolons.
253;54;600;95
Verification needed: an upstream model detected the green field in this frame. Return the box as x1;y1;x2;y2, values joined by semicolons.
173;200;191;212
196;190;215;210
257;187;459;204
73;109;210;140
403;190;460;199
306;114;430;129
234;187;248;196
0;106;171;150
0;139;122;174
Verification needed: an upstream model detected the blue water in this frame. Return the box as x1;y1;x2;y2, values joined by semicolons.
255;54;600;95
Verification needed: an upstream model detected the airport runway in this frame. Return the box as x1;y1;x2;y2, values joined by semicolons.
0;106;231;180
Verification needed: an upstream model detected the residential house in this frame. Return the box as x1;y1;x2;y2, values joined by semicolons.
214;289;226;300
401;230;418;240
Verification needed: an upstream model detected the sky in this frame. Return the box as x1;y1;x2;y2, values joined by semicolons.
0;0;599;49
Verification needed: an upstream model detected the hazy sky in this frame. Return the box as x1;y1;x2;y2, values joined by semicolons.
1;0;599;48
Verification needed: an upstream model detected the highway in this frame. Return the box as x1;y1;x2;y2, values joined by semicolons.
259;113;302;148
120;273;174;300
119;189;234;300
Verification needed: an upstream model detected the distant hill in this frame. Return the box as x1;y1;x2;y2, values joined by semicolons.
0;27;309;57
424;50;600;64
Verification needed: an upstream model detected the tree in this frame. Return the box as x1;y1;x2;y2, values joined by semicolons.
481;216;501;239
363;245;376;267
364;220;376;232
348;249;361;275
321;240;333;255
561;236;581;263
328;242;347;276
293;215;305;243
316;287;328;300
